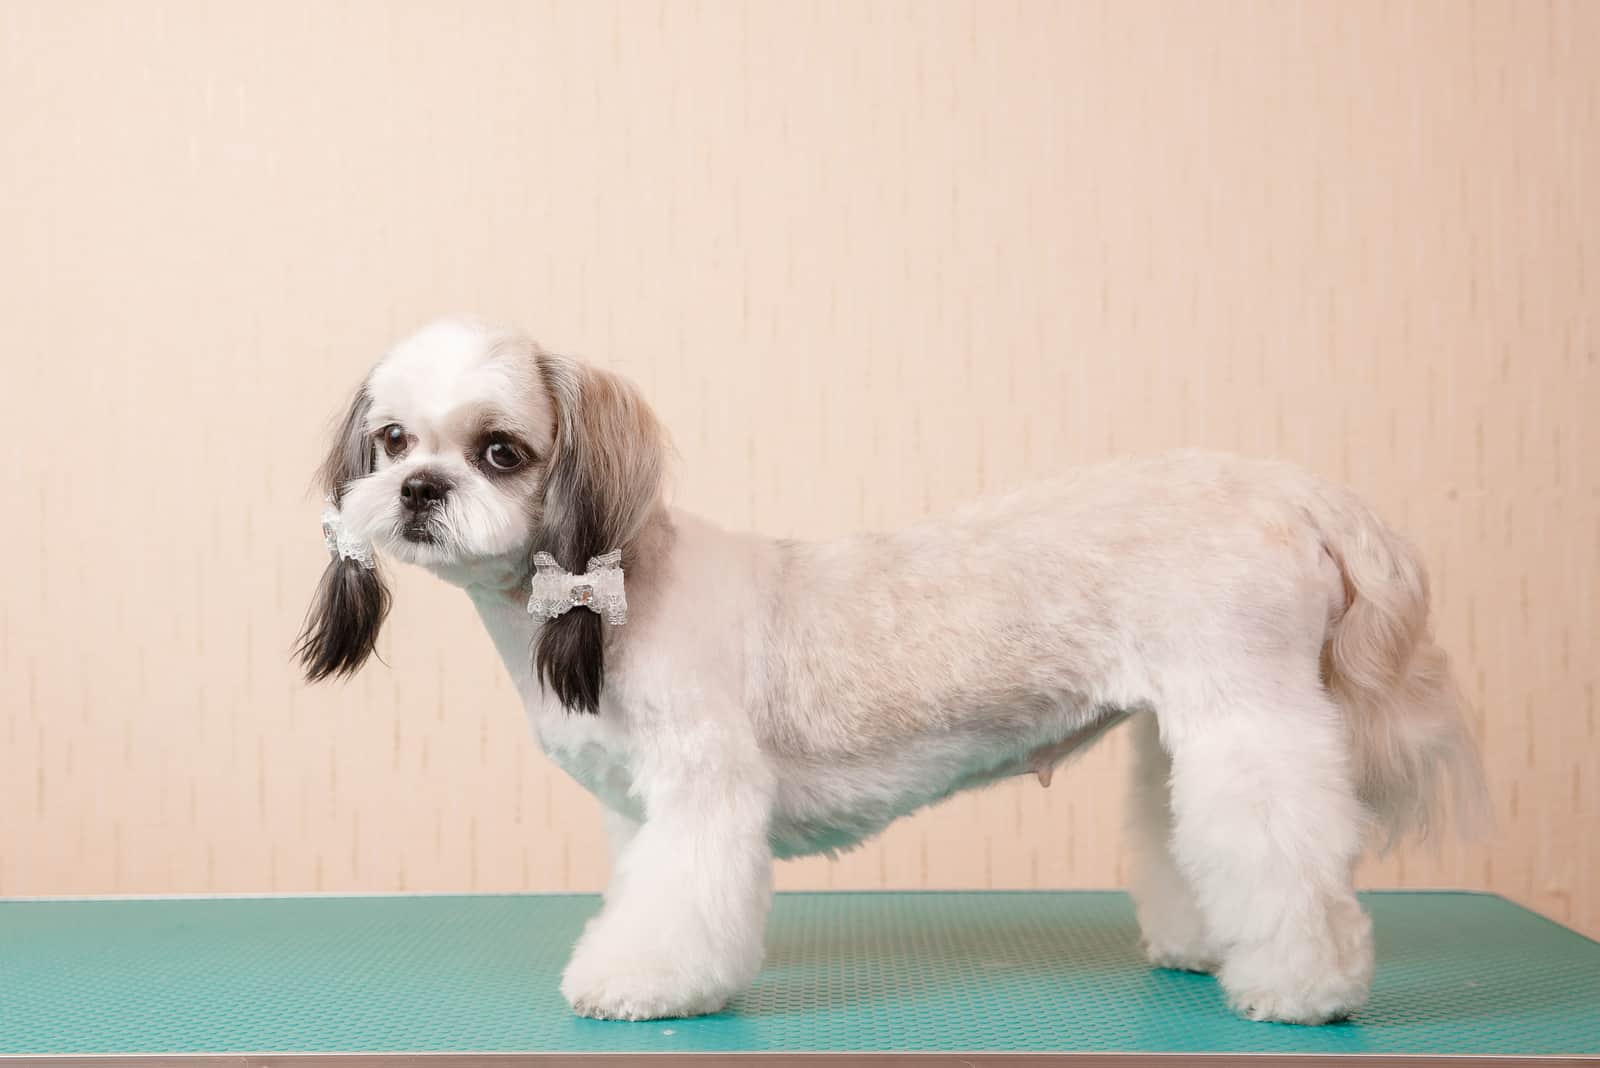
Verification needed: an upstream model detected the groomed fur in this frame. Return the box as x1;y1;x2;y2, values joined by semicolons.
532;354;667;714
296;555;391;680
299;321;1491;1027
1308;488;1491;845
296;384;392;680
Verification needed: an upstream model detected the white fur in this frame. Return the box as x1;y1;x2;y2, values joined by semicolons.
330;319;1488;1024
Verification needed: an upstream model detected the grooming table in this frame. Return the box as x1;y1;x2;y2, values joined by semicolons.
2;891;1596;1066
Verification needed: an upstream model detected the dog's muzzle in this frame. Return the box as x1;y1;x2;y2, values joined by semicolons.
399;470;452;542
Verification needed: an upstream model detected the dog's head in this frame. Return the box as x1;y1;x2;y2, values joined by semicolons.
296;319;666;713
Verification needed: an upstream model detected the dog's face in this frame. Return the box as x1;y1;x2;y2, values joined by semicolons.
297;319;666;713
339;320;555;575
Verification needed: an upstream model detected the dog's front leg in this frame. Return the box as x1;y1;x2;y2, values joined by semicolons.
561;725;774;1021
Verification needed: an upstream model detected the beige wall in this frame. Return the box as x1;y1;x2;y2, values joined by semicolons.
2;1;1596;936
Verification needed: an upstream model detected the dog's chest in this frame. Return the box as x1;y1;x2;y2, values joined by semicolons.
528;702;641;820
467;589;643;819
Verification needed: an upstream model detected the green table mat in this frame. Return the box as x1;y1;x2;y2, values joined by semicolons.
2;891;1596;1061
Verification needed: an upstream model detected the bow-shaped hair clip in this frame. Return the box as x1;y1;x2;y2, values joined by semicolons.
321;500;376;569
527;550;627;625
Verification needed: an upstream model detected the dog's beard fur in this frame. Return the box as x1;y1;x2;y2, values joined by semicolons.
338;460;534;571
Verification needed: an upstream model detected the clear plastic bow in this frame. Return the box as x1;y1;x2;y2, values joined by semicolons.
527;550;627;625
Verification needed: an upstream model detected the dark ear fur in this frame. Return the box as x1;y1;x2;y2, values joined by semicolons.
533;355;665;714
297;555;391;681
296;384;391;682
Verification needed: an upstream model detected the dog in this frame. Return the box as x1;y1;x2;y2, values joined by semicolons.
298;318;1487;1024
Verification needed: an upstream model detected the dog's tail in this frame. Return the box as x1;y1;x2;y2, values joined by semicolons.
1307;487;1490;850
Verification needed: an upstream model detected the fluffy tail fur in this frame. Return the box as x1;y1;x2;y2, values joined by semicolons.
1309;489;1491;848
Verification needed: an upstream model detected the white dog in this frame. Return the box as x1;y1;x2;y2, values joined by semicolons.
299;319;1486;1025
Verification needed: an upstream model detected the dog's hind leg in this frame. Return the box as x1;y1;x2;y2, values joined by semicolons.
1126;710;1221;973
1161;678;1374;1025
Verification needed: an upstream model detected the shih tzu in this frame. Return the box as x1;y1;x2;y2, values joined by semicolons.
299;319;1486;1025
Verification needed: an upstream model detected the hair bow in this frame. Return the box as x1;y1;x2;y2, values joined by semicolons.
528;550;627;625
321;501;376;569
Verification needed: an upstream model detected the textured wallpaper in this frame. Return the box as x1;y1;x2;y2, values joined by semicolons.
1;1;1595;936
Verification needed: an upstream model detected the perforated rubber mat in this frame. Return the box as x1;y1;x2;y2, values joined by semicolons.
2;891;1596;1059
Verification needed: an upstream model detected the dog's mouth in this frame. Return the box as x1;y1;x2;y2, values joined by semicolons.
400;519;439;544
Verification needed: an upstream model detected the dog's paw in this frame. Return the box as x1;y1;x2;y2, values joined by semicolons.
1131;874;1221;976
559;914;750;1022
1224;976;1368;1026
1142;938;1219;974
560;956;730;1021
1218;900;1373;1025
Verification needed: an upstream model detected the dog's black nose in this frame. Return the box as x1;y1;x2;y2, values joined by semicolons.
400;471;451;510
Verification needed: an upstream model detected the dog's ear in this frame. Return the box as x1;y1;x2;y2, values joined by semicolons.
533;355;666;714
296;384;391;682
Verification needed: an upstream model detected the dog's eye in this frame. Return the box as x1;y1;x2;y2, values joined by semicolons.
379;424;408;459
483;441;524;472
